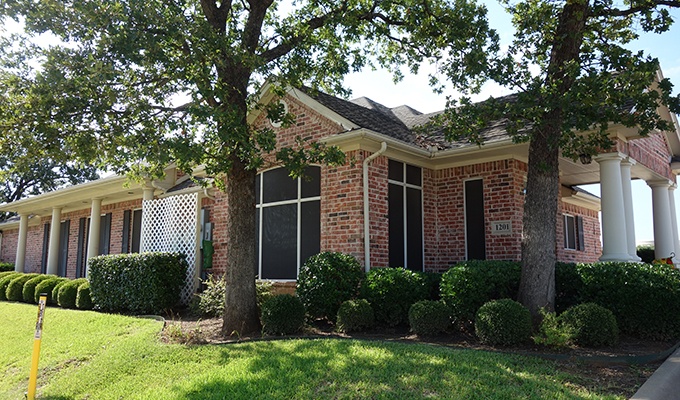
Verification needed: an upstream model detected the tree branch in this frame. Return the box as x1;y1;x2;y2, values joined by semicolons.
600;0;680;17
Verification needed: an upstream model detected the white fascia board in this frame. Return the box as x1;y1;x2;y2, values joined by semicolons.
562;191;601;212
0;174;130;214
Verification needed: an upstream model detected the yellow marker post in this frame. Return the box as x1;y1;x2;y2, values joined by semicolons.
27;293;47;400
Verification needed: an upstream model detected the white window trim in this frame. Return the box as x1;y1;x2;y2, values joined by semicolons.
564;214;577;251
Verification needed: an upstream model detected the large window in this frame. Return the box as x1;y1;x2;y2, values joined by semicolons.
388;160;423;271
563;214;585;251
256;166;321;280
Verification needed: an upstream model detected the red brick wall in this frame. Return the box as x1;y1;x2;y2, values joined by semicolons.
428;159;527;270
619;133;675;181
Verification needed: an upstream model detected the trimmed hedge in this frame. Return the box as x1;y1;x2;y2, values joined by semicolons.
260;294;305;335
6;274;40;301
22;275;52;303
0;272;21;300
0;271;18;280
58;278;88;309
575;262;680;340
360;267;428;327
297;252;363;322
35;277;67;304
408;300;451;336
0;262;14;272
76;281;93;310
88;252;188;314
336;299;374;333
636;245;655;264
440;260;521;325
52;280;69;305
475;299;532;346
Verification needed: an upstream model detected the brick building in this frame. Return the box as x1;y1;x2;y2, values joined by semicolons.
2;81;680;293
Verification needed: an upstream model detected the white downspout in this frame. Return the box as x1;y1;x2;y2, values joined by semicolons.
363;142;388;272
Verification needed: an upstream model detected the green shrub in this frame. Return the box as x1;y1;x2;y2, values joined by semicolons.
408;300;451;336
336;299;375;333
58;278;88;309
35;277;67;304
636;245;655;264
191;276;274;318
296;252;363;322
52;279;69;305
191;275;226;317
22;275;52;303
576;262;680;339
475;299;532;346
534;309;573;348
5;273;39;302
0;262;14;272
420;272;443;300
560;303;618;347
440;260;521;326
260;294;305;335
88;252;187;314
361;267;428;327
0;272;21;301
0;271;18;280
76;281;93;310
554;262;583;314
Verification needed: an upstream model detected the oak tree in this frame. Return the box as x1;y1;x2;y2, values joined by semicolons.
437;0;680;319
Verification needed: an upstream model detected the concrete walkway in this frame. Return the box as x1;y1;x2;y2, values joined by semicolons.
631;347;680;399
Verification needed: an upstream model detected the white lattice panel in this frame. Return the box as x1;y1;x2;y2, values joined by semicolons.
141;192;198;305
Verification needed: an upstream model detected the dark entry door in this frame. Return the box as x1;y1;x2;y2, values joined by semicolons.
465;179;486;260
58;220;70;277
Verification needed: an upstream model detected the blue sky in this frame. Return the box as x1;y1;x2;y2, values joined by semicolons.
342;2;680;244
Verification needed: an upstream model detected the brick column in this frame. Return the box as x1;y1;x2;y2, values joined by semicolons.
47;207;62;275
596;154;631;261
648;180;675;260
14;213;29;272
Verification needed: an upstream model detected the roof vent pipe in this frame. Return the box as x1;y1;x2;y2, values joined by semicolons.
363;142;388;272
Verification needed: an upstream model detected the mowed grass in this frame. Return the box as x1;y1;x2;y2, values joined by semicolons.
1;302;624;400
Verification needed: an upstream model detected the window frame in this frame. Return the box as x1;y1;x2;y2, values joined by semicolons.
387;160;424;271
255;166;321;281
563;214;584;251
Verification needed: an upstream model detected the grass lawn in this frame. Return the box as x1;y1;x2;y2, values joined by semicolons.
1;302;629;400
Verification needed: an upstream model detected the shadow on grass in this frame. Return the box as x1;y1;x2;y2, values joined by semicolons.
171;339;602;400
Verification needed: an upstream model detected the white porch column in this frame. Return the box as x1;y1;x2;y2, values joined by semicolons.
668;186;680;259
648;180;676;260
596;154;632;261
46;207;62;275
86;198;102;274
14;213;29;272
620;159;641;261
142;183;154;201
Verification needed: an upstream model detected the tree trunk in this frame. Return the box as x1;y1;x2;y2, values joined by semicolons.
222;154;261;335
518;0;589;321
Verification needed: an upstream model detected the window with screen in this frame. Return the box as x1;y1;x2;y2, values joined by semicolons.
256;166;321;280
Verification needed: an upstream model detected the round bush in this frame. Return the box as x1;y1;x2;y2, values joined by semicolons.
6;274;39;302
260;294;305;335
0;263;15;272
51;279;71;305
0;270;18;280
76;281;93;310
409;300;451;336
22;275;52;303
361;267;427;327
0;273;22;301
296;252;363;322
560;303;619;347
191;275;226;317
58;278;88;309
475;299;532;346
336;299;375;333
35;277;67;304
